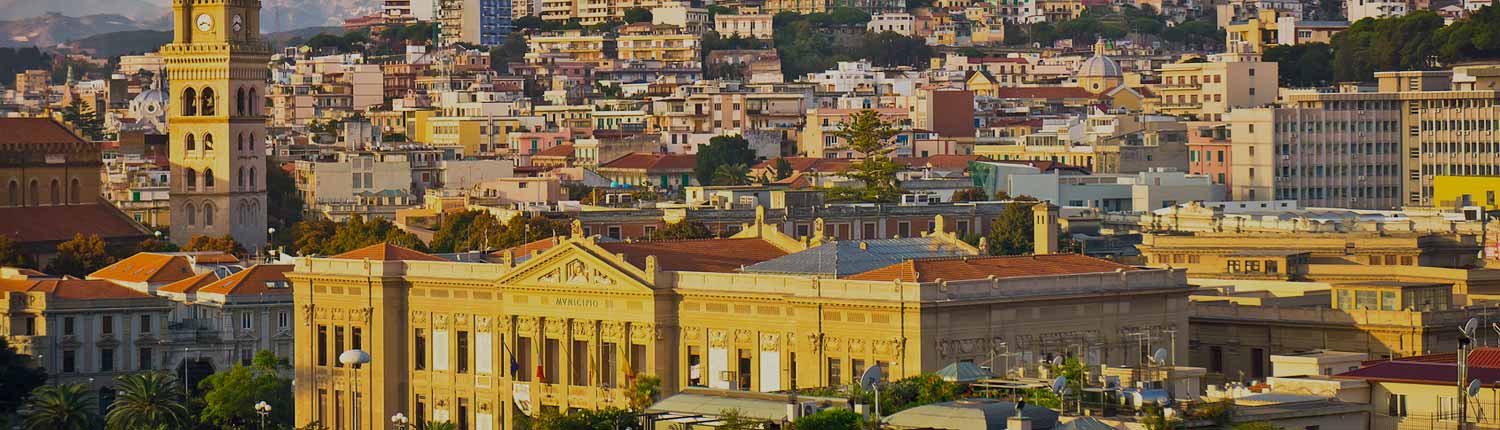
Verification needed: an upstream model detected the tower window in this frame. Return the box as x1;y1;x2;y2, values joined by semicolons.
236;88;246;116
204;202;215;227
202;133;214;152
185;133;196;151
186;203;197;226
200;87;216;116
182;88;197;116
204;169;215;189
185;169;197;190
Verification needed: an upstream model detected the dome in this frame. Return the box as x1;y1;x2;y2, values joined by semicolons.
1075;41;1121;78
126;74;168;133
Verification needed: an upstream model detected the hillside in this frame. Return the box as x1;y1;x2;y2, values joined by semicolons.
0;13;165;48
60;30;172;58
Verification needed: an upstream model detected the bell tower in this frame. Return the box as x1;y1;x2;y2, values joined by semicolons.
164;0;270;250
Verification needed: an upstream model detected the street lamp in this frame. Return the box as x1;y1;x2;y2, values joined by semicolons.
254;401;272;430
391;412;411;430
340;349;372;430
265;227;278;262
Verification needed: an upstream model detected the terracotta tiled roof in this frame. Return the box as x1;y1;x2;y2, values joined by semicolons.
846;254;1137;282
157;271;220;295
0;278;155;300
598;238;789;273
0;203;152;244
191;253;242;264
990;87;1101;100
198;264;294;296
599;153;697;172
0;118;89;145
493;236;566;259
1333;356;1500;386
89;253;195;284
329;243;446;261
752;157;854;173
533;143;575;158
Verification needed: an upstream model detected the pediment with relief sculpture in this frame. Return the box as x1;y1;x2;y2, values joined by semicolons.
496;240;653;292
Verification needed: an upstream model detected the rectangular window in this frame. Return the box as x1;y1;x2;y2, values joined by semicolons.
317;325;329;366
278;312;288;329
62;350;76;373
517;337;533;381
601;342;618;388
63;317;75;335
1209;346;1223;373
101;348;114;372
827;358;842;385
458;398;470;430
571;340;589;386
545;339;561;384
241;313;252;330
414;328;427;370
1389;394;1407;417
897;222;910;237
334;326;346;367
457;330;470;374
102;315;112;334
140;315;152;333
631;343;648;376
139;347;153;370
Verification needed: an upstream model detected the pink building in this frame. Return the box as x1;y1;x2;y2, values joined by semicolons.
507;130;574;166
1187;122;1232;189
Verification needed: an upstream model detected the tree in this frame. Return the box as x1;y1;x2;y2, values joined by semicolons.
429;211;567;253
184;235;248;258
648;221;714;240
106;372;190;430
48;233;114;277
288;215;430;256
59;98;104;141
626;375;661;411
717;409;760;430
19;383;98;430
986;197;1038;255
134;238;178;253
773;158;794;180
829;6;871;26
1263;43;1334;87
533;408;634;430
198;351;293;429
0;338;45;417
267;161;304;236
0;234;27;268
489;32;530;74
950;188;988;202
426;421;457;430
791;408;862;430
834;110;903;201
712;163;751;186
694;135;759;186
1330;11;1445;82
623;7;654;23
514;15;546;30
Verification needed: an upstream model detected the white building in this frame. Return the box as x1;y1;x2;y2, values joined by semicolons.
1008;168;1224;212
1345;0;1406;21
867;12;916;35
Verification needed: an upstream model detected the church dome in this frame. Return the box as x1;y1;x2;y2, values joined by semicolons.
1075;41;1121;78
126;74;168;133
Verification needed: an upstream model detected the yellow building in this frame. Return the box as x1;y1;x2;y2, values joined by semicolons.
800;108;912;158
162;0;269;249
525;31;612;64
615;24;701;68
1334;348;1500;430
290;212;1193;430
425;116;535;157
1432;175;1500;210
1155;58;1278;122
1225;9;1349;54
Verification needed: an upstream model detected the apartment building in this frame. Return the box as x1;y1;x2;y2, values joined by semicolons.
615;23;702;68
714;14;774;39
1156;57;1278;121
1224;106;1405;209
441;0;514;46
526;31;614;64
800;108;913;158
1346;0;1407;21
1225;9;1349;54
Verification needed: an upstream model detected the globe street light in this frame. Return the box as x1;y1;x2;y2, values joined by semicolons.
254;400;272;430
340;349;372;430
391;412;411;430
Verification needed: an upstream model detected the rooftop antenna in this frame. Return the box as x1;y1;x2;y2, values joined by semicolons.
1461;317;1480;428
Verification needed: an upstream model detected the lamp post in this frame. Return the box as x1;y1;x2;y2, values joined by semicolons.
254;400;272;430
340;349;372;430
391;412;411;430
265;227;277;262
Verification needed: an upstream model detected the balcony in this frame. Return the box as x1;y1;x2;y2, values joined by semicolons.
1158;82;1202;90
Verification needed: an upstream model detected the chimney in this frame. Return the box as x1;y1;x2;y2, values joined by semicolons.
1032;202;1059;255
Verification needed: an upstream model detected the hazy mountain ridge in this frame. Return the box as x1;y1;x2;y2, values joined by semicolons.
0;0;381;44
0;13;169;48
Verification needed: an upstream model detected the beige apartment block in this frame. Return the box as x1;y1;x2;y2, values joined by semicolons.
1156;58;1278;122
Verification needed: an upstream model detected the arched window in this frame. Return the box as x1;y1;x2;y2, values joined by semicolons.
6;180;16;206
203;203;215;227
202;133;214;152
69;178;80;204
182;88;197;116
200;87;216;116
238;167;245;188
249;167;257;188
247;88;257;115
185;133;196;151
236;88;246;116
49;179;59;205
203;169;215;189
237;133;244;151
185;169;197;190
185;203;197;226
27;180;37;206
248;133;255;152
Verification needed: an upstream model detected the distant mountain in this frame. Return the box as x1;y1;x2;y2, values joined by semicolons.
264;26;348;49
258;0;383;33
60;30;172;58
0;13;167;48
0;0;168;22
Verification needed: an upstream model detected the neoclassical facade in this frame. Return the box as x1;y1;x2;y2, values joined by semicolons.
290;213;1192;430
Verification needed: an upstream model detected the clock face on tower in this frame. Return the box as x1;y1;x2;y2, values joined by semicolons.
196;14;214;32
232;14;243;32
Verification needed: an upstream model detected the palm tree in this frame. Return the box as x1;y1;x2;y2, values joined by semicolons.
106;372;189;430
711;163;751;186
19;383;98;430
426;421;457;430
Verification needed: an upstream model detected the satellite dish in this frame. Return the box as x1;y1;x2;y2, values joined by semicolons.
1052;376;1068;394
1152;348;1169;365
858;365;884;391
1470;379;1483;397
1463;318;1480;337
